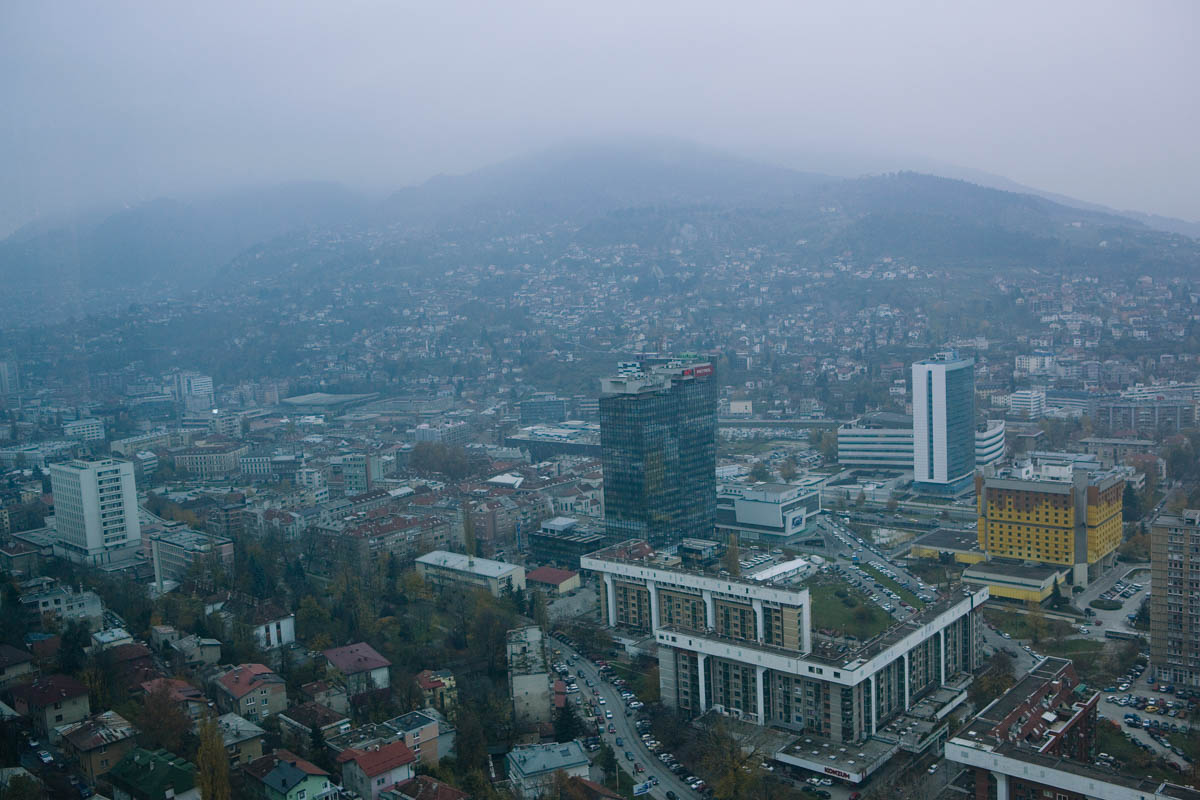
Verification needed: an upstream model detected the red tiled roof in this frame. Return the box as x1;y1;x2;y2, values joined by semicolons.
336;739;416;777
525;566;578;586
141;677;204;704
569;777;622;799
388;775;470;800
324;643;391;675
9;674;88;708
244;749;328;781
415;671;444;690
216;664;281;699
0;644;33;670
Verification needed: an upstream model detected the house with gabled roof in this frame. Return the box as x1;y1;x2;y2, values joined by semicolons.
211;664;286;722
337;740;416;800
243;749;337;800
59;710;137;782
323;643;391;695
7;673;90;737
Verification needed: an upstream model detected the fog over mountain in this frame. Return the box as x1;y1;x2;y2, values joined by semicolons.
2;1;1198;238
2;141;1196;310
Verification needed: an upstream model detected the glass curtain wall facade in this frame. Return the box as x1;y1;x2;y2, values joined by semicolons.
600;363;717;547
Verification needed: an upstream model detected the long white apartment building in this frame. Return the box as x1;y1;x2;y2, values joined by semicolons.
582;540;987;783
836;413;914;469
49;458;142;566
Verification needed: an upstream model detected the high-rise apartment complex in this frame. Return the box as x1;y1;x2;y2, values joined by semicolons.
1151;509;1200;687
583;540;985;785
48;458;142;566
599;359;717;547
976;457;1123;586
912;352;976;495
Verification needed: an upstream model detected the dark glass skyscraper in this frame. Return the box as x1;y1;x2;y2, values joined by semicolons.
600;360;717;547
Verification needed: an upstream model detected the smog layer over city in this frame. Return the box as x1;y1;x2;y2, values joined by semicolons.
0;3;1198;800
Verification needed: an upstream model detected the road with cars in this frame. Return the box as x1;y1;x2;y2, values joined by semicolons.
553;637;702;800
818;516;939;622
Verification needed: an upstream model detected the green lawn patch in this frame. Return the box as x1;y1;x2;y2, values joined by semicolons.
1091;598;1123;610
809;583;892;640
860;563;925;608
1040;639;1104;657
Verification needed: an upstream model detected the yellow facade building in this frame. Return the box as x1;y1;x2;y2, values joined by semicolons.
976;460;1123;586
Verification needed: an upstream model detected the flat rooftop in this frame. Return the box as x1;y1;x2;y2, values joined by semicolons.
963;559;1065;582
912;527;981;553
416;550;521;578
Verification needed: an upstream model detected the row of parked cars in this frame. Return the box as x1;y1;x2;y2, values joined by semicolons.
1099;581;1143;605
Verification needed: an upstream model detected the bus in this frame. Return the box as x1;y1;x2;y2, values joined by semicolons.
1105;629;1142;641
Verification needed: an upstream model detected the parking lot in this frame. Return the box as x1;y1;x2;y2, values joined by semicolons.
819;517;939;622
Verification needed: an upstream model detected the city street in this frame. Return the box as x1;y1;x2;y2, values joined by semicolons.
556;639;698;800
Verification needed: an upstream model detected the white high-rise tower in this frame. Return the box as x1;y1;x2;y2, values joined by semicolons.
49;458;142;565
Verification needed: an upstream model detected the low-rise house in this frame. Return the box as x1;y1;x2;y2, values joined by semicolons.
415;670;456;717
18;579;104;630
107;747;199;800
215;712;266;767
148;625;179;652
506;742;588;800
91;628;134;650
0;645;35;689
300;680;349;715
337;740;416;800
212;664;287;722
169;634;222;669
524;566;581;595
140;678;209;721
0;540;39;577
387;710;442;766
221;599;296;651
384;775;471;800
278;702;351;749
107;642;161;693
243;749;337;800
565;777;622;800
324;643;391;695
59;710;138;783
8;674;90;737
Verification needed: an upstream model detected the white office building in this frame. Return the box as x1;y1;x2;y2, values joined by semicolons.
716;482;821;547
172;371;215;413
63;419;106;442
49;458;142;566
836;413;915;469
912;353;976;496
1008;389;1046;421
974;420;1006;467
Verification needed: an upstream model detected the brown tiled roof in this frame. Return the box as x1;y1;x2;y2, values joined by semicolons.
0;644;33;670
336;740;415;777
388;775;470;800
324;643;391;675
9;673;88;707
216;664;282;699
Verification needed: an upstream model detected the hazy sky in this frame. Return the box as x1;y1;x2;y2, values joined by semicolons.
2;1;1197;234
